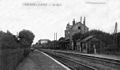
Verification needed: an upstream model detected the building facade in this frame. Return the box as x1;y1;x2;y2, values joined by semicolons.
38;39;50;44
65;17;89;50
76;35;103;54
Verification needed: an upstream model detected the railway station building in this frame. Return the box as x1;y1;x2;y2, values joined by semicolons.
64;17;89;50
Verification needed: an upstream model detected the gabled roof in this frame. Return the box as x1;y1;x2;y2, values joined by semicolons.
81;35;94;42
71;21;88;30
71;22;82;28
77;35;100;42
76;35;94;42
39;39;50;42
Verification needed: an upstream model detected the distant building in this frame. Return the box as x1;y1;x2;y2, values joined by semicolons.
37;39;50;48
38;39;50;44
64;17;89;49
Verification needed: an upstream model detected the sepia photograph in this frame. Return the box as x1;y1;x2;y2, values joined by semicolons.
0;0;120;70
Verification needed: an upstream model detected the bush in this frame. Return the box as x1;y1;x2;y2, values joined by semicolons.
0;30;35;70
18;29;35;48
0;31;20;49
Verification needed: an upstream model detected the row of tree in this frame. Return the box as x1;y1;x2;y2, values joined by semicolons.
0;29;35;49
72;30;114;45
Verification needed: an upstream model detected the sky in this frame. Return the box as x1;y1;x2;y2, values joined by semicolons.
0;0;120;44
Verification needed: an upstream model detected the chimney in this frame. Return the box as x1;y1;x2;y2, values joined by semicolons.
83;17;86;25
67;22;70;26
80;17;82;23
72;19;75;25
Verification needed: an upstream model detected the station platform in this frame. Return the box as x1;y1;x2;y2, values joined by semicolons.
52;49;120;61
16;49;70;70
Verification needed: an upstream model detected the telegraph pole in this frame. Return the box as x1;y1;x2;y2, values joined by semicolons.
56;32;57;41
54;32;55;48
54;32;55;41
54;32;58;49
114;22;117;34
54;32;57;41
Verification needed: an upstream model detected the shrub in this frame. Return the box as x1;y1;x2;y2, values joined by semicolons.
18;29;35;48
0;31;20;49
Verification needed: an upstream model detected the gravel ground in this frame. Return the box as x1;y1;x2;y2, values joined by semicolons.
16;50;69;70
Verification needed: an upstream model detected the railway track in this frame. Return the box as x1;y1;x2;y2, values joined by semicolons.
40;49;120;70
55;51;120;67
44;51;97;70
51;50;120;70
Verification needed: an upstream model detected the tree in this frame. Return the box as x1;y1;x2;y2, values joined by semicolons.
116;32;120;48
82;30;113;44
0;31;20;49
18;29;35;48
0;31;6;38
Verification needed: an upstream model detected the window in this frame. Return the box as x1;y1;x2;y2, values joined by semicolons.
78;26;81;29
